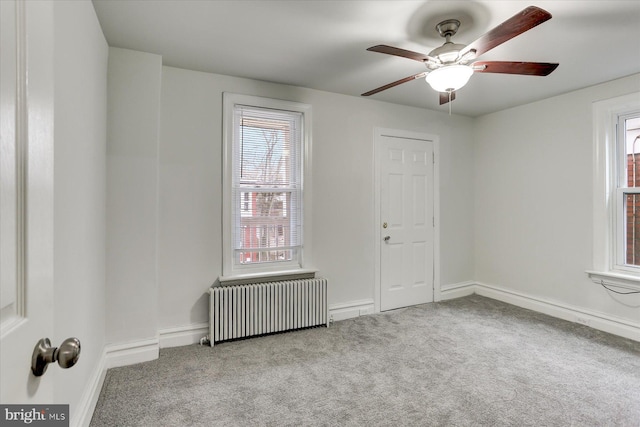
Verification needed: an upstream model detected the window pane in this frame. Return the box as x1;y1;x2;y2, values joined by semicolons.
623;117;640;266
625;193;640;266
624;116;640;188
239;122;291;186
237;193;295;263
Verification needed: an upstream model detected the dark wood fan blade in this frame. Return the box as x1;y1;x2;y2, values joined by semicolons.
439;91;456;105
459;6;552;59
472;61;559;76
361;72;427;96
367;45;431;62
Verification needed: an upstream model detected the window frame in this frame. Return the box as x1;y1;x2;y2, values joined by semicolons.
614;112;640;271
221;93;313;280
589;92;640;290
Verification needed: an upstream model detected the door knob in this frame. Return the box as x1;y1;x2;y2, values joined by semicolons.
384;236;390;242
31;337;81;377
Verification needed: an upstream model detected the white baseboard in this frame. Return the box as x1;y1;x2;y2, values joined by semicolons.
71;351;107;427
474;282;640;342
104;337;159;369
329;299;375;322
439;281;476;301
74;325;207;426
159;322;209;348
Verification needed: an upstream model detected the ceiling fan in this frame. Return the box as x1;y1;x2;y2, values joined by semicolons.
361;5;559;105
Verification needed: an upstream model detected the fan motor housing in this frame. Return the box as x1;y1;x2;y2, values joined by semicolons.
428;42;467;66
428;19;469;66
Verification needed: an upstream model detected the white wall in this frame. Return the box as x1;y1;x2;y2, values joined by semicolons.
474;73;640;324
158;66;476;329
53;0;108;423
106;48;162;344
105;52;639;354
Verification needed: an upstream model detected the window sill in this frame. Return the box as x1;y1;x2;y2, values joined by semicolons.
586;270;640;291
217;269;317;287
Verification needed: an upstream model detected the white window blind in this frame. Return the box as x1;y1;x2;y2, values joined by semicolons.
231;105;303;267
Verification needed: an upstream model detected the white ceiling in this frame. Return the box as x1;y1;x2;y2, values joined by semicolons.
92;0;640;117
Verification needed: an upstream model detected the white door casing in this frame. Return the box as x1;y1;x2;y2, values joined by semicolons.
374;129;438;312
1;0;55;403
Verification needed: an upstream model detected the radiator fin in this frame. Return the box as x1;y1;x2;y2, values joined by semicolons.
209;278;328;346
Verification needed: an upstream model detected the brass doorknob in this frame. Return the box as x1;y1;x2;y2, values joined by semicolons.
31;337;81;377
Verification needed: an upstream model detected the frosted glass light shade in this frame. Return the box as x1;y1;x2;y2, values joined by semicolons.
425;65;473;92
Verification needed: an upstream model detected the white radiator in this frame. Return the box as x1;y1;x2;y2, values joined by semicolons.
209;277;328;346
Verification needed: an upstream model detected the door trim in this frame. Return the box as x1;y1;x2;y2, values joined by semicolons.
373;128;440;313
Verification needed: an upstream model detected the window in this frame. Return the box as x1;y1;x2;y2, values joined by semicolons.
222;94;312;278
589;92;640;290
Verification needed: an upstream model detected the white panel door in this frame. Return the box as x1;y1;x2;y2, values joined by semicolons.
1;0;55;403
379;135;434;311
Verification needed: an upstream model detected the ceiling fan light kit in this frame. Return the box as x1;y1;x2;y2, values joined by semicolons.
362;5;559;107
425;64;473;93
